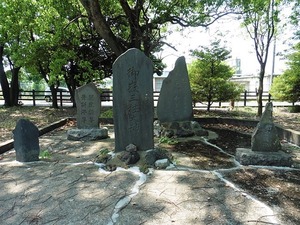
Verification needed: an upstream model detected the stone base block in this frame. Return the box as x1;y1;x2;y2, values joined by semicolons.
235;148;292;167
154;120;208;138
67;128;109;141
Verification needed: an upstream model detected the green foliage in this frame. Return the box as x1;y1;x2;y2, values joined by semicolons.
270;42;300;103
188;41;243;111
101;108;113;118
98;148;110;155
159;137;178;145
139;163;150;174
237;0;281;116
95;148;112;164
289;105;300;113
39;150;52;159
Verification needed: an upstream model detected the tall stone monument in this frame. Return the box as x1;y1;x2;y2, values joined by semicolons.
155;56;207;138
13;119;40;162
67;82;108;141
157;56;193;122
113;48;154;152
236;102;292;166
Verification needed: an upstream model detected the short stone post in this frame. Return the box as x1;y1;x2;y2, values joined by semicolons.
13;119;40;162
67;82;108;141
235;102;292;166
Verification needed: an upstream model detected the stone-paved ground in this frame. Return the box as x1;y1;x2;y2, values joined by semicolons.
1;123;298;225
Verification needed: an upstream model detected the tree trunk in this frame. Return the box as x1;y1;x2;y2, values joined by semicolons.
0;46;12;106
50;86;59;108
10;67;21;106
80;0;125;56
257;66;266;117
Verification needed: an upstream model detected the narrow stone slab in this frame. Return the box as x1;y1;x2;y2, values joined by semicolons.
13;119;40;162
75;82;101;129
157;56;193;122
113;48;154;152
236;148;292;167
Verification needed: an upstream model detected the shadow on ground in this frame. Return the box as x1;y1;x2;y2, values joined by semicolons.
0;123;299;225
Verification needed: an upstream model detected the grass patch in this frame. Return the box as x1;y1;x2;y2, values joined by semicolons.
288;105;300;113
39;150;52;159
159;136;179;145
100;108;113;118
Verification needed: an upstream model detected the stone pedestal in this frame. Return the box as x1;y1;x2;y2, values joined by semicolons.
67;128;108;141
236;148;292;167
154;120;208;138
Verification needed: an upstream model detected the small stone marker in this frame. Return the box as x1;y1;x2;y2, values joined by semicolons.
113;48;154;152
157;56;193;122
235;102;292;167
75;82;101;129
251;102;281;152
68;82;108;141
13;119;40;162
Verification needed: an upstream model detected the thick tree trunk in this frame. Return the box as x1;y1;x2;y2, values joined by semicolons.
50;86;59;108
80;0;126;56
10;67;21;106
0;46;12;106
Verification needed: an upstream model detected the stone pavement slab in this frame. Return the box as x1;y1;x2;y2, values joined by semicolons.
0;162;137;225
117;169;278;225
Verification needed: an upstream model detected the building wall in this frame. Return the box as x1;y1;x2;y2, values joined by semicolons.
153;71;279;93
230;73;279;92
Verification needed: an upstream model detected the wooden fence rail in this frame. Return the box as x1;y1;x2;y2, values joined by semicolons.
0;90;290;108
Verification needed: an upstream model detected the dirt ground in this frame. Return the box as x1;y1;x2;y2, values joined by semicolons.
0;107;300;224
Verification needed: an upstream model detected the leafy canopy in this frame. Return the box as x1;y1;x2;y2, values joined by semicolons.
270;42;300;103
188;40;243;111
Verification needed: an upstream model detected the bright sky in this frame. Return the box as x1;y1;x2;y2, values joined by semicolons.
160;16;294;75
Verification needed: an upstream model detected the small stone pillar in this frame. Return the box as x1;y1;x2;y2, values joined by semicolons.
251;102;281;152
235;102;292;166
13;119;40;162
67;82;108;141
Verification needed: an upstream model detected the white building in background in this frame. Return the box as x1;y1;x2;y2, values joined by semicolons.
153;70;280;93
230;73;280;93
153;71;169;91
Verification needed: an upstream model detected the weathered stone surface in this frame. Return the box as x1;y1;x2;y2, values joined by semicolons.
155;158;170;169
144;148;171;166
156;120;208;138
236;148;292;167
252;102;281;152
13;119;40;162
157;56;193;122
75;82;101;129
113;48;154;152
67;128;108;141
119;144;140;165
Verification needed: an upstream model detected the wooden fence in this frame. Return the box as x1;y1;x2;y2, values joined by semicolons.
0;90;290;108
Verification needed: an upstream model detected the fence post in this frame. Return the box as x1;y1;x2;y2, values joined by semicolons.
32;90;36;106
59;90;63;107
244;90;247;106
